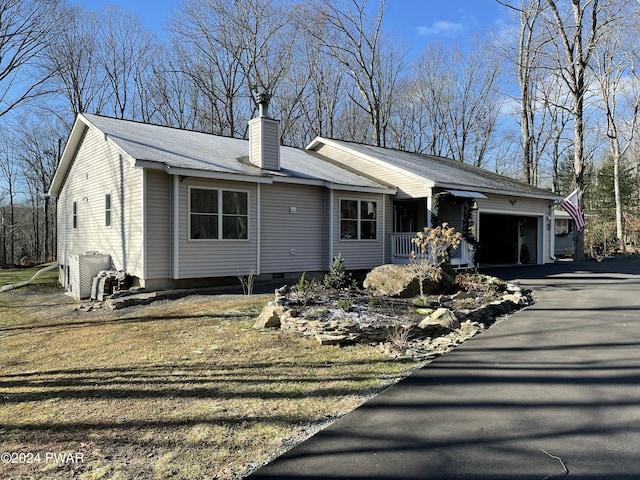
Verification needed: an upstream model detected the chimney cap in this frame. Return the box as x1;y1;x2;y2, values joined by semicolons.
256;92;271;104
255;92;271;118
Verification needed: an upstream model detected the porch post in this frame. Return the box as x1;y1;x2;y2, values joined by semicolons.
426;195;433;228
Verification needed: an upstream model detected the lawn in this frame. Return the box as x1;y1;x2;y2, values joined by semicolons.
0;266;418;479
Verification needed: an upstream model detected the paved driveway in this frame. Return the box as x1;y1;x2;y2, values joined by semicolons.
250;260;640;479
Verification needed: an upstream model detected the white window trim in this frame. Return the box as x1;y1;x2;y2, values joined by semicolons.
105;193;112;228
188;186;250;241
339;197;378;242
72;200;78;229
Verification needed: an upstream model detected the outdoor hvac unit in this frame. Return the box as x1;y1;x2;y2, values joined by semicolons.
67;253;112;300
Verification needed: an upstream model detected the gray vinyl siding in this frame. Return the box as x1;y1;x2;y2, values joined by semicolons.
333;191;386;270
177;178;258;278
144;169;171;279
57;126;144;278
260;183;327;273
314;143;427;199
477;194;554;263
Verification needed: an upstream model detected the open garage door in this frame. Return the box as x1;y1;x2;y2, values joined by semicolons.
478;214;539;265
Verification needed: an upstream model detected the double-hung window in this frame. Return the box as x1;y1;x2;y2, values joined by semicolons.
340;199;377;240
105;194;112;227
73;201;78;229
190;188;248;240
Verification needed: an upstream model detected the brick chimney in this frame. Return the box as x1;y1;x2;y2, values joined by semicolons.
248;93;280;170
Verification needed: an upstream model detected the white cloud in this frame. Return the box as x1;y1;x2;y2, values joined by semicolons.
416;20;464;37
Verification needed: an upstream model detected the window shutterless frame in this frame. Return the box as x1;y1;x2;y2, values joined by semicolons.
105;193;112;227
73;201;78;229
188;186;249;241
339;198;377;240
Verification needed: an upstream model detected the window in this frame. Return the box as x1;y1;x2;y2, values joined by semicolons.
340;199;377;240
105;194;112;227
556;218;570;235
190;188;248;240
73;201;78;229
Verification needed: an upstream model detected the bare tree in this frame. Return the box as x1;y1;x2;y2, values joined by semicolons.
397;40;501;166
542;0;616;260
304;0;406;147
0;139;18;264
97;6;155;120
0;0;63;118
591;0;639;252
15;118;62;262
41;5;107;118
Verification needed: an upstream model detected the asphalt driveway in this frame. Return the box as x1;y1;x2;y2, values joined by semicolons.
250;259;640;479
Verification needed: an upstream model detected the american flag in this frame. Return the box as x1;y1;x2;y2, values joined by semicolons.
560;188;585;231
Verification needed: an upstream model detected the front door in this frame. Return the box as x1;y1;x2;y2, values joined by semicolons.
394;201;418;232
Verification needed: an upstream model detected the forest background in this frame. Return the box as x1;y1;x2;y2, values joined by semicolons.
0;0;638;266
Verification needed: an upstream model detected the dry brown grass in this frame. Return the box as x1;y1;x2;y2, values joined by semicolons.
0;268;417;479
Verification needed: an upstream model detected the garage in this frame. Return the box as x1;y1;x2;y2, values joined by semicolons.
478;213;540;265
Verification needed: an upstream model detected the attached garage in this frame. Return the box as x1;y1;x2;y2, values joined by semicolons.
478;213;542;265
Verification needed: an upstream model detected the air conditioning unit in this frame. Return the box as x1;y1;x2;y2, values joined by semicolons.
67;253;112;300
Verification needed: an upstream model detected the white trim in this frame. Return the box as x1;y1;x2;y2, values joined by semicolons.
382;195;386;265
173;175;180;279
164;165;273;184
256;183;261;275
187;186;250;242
338;197;379;242
272;175;395;195
141;172;147;280
329;190;334;266
549;205;557;261
104;192;113;228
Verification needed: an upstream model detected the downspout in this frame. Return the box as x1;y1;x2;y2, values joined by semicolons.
1;263;58;292
381;194;386;265
173;175;180;279
549;204;557;261
256;183;261;275
329;189;334;266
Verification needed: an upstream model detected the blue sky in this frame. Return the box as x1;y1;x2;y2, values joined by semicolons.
73;0;506;52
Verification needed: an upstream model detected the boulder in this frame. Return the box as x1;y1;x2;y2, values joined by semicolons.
363;264;453;297
418;307;460;332
254;305;285;329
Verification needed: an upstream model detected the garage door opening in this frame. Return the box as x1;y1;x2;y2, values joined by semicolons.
478;214;539;265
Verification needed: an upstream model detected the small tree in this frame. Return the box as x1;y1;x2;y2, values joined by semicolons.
323;252;352;289
408;223;462;298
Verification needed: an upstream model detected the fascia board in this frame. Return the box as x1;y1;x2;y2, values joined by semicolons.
163;165;274;184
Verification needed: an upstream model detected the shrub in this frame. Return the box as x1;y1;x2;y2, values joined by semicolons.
323;253;352;289
292;272;322;306
407;223;462;297
337;299;353;312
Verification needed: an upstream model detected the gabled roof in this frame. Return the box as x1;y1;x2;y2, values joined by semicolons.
307;138;561;201
49;114;395;196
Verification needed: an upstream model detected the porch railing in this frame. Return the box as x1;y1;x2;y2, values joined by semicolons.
390;233;475;269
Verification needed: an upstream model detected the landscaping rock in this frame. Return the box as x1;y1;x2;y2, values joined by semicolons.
254;305;285;329
418;307;460;332
363;264;452;297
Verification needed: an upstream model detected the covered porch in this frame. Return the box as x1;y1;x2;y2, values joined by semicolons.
390;233;475;269
390;191;482;270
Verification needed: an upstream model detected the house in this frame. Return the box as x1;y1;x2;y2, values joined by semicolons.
49;98;561;297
